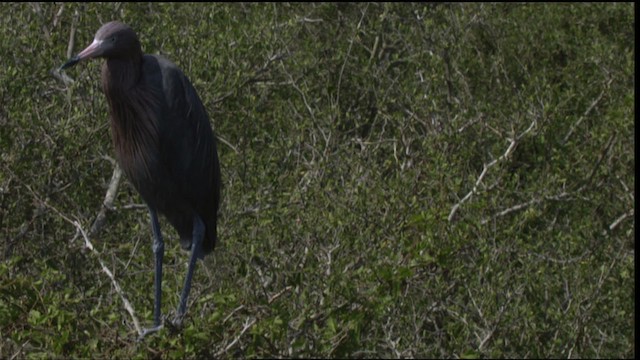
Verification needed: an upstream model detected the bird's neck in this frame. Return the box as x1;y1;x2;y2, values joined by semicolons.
101;56;142;96
101;55;160;183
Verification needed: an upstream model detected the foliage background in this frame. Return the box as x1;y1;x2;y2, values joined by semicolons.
0;3;634;358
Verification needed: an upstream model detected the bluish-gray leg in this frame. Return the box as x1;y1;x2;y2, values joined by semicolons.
172;215;204;327
139;208;164;340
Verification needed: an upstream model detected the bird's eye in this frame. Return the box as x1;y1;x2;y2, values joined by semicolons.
110;36;117;43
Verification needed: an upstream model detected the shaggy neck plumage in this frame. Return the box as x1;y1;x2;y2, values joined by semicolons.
102;56;159;184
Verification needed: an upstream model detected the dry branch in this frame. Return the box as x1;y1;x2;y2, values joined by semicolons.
52;4;65;28
584;131;617;187
67;9;79;60
481;191;572;225
27;192;144;337
336;4;369;113
50;68;75;86
16;170;144;337
448;118;537;222
609;208;633;231
89;164;123;237
71;220;143;336
212;51;287;105
562;78;612;144
268;286;293;304
216;317;257;357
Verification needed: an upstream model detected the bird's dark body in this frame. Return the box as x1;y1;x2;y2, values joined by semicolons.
103;54;219;255
60;21;220;337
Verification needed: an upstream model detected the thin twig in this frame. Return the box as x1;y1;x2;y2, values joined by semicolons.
222;305;246;325
609;208;633;231
216;134;239;154
584;131;617;186
67;9;79;59
89;164;123;237
51;69;76;86
120;203;148;210
290;81;316;122
297;16;324;23
529;250;591;265
457;115;483;133
480;191;572;225
212;51;287;105
562;78;612;144
336;4;369;114
53;4;65;28
72;220;143;336
268;286;293;304
51;9;80;86
26;190;144;337
449;119;536;222
216;317;257;356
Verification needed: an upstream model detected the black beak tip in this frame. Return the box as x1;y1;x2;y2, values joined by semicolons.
59;56;81;71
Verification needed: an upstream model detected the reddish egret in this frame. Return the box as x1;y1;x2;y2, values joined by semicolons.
60;21;220;338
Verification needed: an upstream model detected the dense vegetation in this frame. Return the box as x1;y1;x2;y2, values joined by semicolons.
1;3;634;358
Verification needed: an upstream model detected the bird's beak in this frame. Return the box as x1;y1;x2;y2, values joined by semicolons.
59;38;104;71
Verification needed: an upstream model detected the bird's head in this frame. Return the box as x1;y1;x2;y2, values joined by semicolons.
60;21;141;70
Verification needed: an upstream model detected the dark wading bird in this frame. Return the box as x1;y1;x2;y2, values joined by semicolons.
60;21;220;339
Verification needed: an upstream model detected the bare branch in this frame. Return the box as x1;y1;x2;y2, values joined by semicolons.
67;9;80;60
222;305;246;325
268;286;293;304
212;51;287;105
120;203;148;210
51;68;75;86
448;119;537;222
529;250;591;265
53;4;65;28
216;317;257;357
216;134;239;154
336;4;369;114
325;241;340;277
609;208;633;231
52;10;80;86
480;130;620;224
584;132;617;186
26;190;144;337
562;78;612;144
72;219;143;336
481;191;572;225
457;115;483;133
89;164;123;237
474;285;523;352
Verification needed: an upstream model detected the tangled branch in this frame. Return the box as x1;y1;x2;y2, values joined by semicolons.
448;118;537;222
25;187;144;337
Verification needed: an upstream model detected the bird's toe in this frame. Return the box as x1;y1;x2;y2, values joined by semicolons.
138;323;164;341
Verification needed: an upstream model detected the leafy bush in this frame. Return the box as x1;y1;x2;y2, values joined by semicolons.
1;3;633;358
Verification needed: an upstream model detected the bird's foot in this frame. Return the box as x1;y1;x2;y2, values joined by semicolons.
137;323;164;342
167;313;185;333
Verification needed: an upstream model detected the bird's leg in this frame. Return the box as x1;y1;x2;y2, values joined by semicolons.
150;208;165;327
139;208;165;340
171;214;204;328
